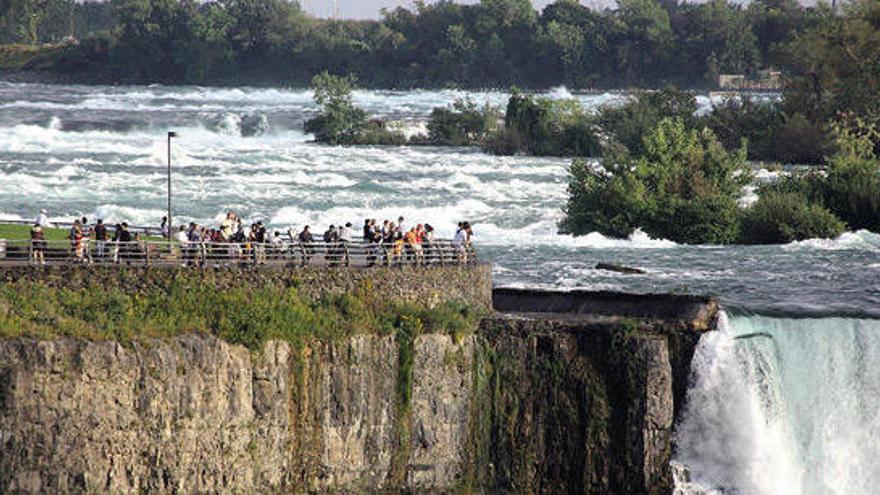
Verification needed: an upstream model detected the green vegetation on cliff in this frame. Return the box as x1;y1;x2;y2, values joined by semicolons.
0;277;482;350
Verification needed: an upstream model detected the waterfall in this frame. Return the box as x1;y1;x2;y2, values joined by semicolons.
673;312;880;495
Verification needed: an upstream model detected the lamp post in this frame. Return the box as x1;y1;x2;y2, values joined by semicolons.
167;131;177;240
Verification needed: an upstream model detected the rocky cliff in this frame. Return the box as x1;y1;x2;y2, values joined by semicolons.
0;286;716;494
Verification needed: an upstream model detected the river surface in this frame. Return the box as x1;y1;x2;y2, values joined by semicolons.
0;82;878;493
0;82;872;317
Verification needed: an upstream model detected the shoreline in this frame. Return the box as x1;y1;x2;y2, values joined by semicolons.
0;70;783;95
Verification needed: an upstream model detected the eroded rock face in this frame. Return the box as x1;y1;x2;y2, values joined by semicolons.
0;333;477;494
0;302;713;494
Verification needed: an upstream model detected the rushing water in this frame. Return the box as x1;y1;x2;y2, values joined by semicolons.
674;312;880;494
1;82;878;493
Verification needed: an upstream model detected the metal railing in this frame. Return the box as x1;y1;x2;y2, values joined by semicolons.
0;238;478;268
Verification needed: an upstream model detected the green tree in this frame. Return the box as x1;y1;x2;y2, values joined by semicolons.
779;0;880;144
739;191;845;244
613;0;674;85
598;87;698;156
823;119;880;232
563;118;751;244
672;0;760;85
427;97;499;146
304;72;367;144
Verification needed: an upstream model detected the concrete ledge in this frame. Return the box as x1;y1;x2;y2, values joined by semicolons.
492;287;718;331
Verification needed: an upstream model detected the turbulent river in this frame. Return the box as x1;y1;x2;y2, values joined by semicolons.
0;83;878;493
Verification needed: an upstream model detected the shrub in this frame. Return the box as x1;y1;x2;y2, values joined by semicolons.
485;89;600;157
304;72;368;144
700;97;782;161
739;191;845;244
597;87;698;155
767;113;832;165
348;120;408;145
823;120;880;231
562;118;751;244
560;156;646;237
427;98;500;146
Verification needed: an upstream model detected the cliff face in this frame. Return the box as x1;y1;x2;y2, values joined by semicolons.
0;289;716;494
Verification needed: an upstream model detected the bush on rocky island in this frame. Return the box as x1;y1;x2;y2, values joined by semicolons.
823;120;880;232
483;90;601;157
426;98;500;146
597;88;699;157
562;118;751;244
304;72;405;145
739;191;845;244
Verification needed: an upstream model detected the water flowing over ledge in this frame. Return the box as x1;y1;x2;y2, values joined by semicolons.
673;311;880;494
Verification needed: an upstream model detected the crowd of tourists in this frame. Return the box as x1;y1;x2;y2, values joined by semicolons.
29;211;146;265
26;210;475;267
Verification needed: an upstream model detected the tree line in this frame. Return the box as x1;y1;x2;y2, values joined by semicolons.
0;0;841;89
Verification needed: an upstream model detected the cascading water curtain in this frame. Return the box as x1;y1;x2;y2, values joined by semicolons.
673;312;880;495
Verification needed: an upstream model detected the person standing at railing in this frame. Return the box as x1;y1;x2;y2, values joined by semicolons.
453;223;467;264
111;223;122;263
94;219;108;261
220;212;235;241
117;223;133;262
81;217;93;263
176;225;189;265
364;219;381;267
389;222;404;265
298;225;314;265
339;222;354;266
323;225;339;266
463;222;475;264
69;219;85;263
405;227;423;266
252;222;267;264
30;223;46;265
422;224;435;264
36;209;50;228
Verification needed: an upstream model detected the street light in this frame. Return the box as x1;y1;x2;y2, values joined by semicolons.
167;131;177;240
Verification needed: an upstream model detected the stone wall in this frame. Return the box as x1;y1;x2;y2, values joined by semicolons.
0;264;494;310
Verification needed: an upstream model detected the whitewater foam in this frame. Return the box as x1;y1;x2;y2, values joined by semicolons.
674;312;880;495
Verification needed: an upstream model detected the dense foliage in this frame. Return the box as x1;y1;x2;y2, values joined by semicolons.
304;72;405;145
562;118;750;244
822;121;880;232
0;278;482;350
425;98;500;147
739;191;845;244
0;0;840;89
563;115;880;244
484;90;600;156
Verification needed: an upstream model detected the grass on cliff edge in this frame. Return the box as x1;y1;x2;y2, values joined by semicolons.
0;224;165;241
0;280;483;349
0;224;70;241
